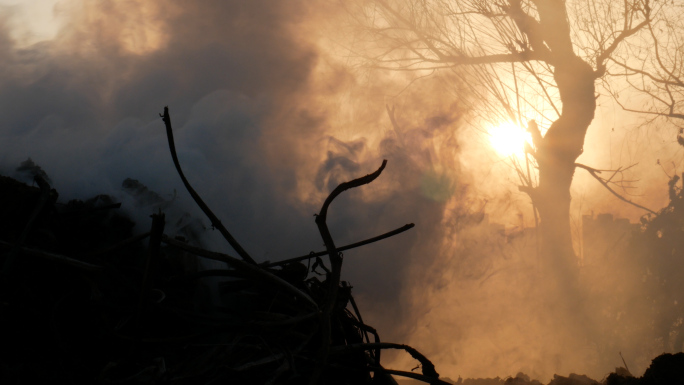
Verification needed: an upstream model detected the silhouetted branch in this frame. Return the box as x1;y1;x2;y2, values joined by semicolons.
261;223;414;268
317;160;388;225
575;163;656;214
604;3;684;123
310;159;388;385
595;18;650;77
609;91;684;120
376;0;552;66
330;342;439;379
0;240;104;272
345;285;380;361
159;107;256;265
161;235;318;309
609;59;684;87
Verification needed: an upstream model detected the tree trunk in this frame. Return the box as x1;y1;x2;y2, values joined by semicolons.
533;56;596;277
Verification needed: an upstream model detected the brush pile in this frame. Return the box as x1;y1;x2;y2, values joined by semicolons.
4;108;683;385
0;108;447;385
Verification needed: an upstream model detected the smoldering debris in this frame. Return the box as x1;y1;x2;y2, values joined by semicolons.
0;108;448;385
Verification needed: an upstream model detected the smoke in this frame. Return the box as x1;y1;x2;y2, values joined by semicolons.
3;0;684;383
0;0;324;248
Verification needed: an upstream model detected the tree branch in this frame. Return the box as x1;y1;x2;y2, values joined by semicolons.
609;58;684;87
160;107;256;265
595;18;650;78
310;159;388;384
575;163;656;214
375;0;551;67
0;240;104;272
161;235;318;309
261;223;415;268
330;342;439;379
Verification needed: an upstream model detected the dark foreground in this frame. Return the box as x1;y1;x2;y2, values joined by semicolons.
398;352;684;385
0;159;440;385
2;132;683;384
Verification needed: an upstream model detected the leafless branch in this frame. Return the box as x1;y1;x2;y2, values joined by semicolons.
595;17;650;77
262;223;415;268
161;235;318;309
575;163;656;214
0;240;104;272
310;159;388;385
160;107;256;265
330;342;439;379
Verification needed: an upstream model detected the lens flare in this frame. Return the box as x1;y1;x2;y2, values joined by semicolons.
487;122;532;158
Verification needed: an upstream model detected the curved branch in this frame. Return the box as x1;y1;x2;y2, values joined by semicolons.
330;342;439;379
310;159;388;384
317;160;388;225
160;107;256;265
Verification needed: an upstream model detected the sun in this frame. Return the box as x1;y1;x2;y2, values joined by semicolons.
487;122;532;158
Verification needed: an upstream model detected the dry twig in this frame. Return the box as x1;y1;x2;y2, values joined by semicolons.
262;223;414;268
310;159;388;384
160;107;256;264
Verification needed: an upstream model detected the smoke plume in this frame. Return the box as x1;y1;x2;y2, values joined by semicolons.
3;0;684;382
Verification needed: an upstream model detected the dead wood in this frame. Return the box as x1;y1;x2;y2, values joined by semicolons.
0;239;105;271
160;106;256;265
161;234;318;309
0;110;447;385
330;342;439;378
262;223;415;268
310;159;388;384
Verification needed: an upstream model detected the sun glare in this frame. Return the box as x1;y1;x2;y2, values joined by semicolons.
487;122;531;158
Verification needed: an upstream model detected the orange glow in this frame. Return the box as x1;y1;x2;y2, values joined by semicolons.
116;2;169;55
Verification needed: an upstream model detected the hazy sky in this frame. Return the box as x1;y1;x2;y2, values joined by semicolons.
1;0;683;381
0;0;61;45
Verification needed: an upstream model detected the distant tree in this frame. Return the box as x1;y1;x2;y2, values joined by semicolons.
352;0;667;276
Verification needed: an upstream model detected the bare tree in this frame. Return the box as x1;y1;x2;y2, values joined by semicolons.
606;4;684;127
351;0;663;272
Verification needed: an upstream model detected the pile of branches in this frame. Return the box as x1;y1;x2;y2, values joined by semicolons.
0;107;449;385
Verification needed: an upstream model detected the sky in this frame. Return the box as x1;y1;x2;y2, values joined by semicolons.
0;0;61;46
1;0;684;382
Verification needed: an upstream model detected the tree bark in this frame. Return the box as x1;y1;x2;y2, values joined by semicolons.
533;56;596;276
